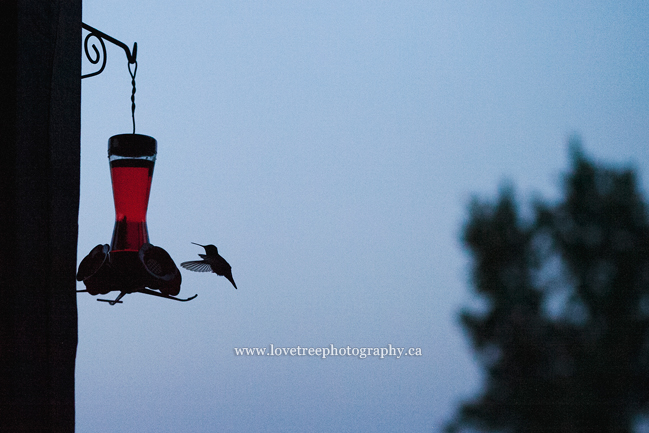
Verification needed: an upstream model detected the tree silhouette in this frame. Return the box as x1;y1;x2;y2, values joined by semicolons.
447;140;649;433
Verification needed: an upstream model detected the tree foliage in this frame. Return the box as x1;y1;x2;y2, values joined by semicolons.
447;142;649;433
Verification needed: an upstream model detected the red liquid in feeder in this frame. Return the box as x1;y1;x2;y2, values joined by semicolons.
110;159;154;251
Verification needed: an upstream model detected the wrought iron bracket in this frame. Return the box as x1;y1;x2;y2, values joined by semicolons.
82;23;137;79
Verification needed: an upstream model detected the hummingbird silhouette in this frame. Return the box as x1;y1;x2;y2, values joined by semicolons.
180;243;237;289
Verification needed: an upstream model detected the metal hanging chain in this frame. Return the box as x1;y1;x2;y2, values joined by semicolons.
128;60;137;134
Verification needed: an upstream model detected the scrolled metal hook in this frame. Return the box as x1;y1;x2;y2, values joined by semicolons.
81;23;137;79
81;23;140;132
82;30;107;79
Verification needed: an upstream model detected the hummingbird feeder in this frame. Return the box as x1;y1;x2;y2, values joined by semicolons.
77;24;196;304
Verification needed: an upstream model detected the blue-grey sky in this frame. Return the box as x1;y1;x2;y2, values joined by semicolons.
77;1;649;432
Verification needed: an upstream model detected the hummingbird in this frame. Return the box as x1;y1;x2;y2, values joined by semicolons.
181;243;237;289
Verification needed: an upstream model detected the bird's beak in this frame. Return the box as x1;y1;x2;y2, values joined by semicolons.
191;242;205;247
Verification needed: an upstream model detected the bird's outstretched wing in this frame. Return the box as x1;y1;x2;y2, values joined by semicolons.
180;261;213;272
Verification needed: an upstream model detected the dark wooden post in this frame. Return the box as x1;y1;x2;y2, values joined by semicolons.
0;1;81;431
